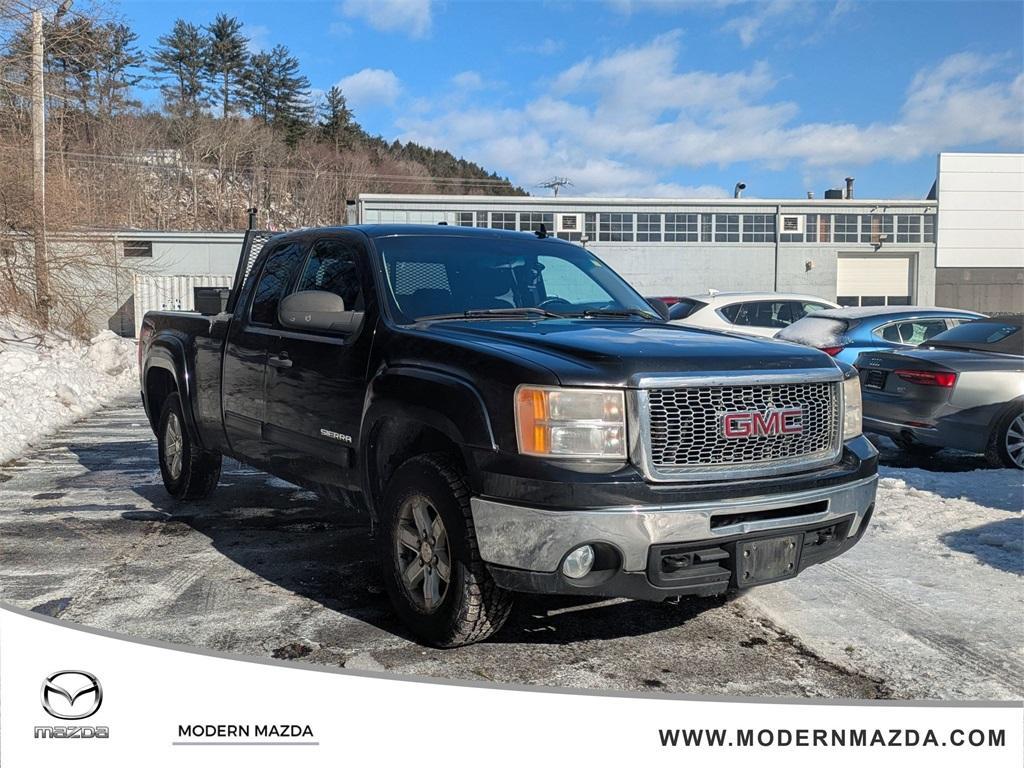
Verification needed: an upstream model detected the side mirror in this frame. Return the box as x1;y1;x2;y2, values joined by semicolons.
279;290;363;334
645;297;670;321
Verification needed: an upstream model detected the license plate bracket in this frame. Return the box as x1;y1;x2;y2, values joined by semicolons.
736;534;802;587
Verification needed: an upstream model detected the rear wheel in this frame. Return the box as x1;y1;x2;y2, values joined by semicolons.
157;393;222;499
380;452;513;647
988;408;1024;469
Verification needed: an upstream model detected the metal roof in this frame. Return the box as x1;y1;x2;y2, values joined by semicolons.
357;193;934;207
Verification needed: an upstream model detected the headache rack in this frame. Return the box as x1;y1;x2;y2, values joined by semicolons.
225;207;274;314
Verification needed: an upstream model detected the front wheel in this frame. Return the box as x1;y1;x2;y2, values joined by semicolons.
380;453;513;647
157;392;222;499
988;407;1024;469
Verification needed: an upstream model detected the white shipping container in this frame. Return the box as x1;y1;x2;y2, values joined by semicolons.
133;274;234;337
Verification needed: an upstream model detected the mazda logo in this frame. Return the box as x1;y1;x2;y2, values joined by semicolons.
41;671;103;720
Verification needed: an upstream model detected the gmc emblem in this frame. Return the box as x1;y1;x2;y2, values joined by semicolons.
722;408;803;438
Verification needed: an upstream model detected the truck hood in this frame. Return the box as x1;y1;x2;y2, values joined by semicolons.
414;318;838;387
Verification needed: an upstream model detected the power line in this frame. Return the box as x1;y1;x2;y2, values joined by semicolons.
537;177;573;196
0;146;528;190
0;143;526;189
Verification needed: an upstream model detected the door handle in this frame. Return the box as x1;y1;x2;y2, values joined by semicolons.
269;353;292;369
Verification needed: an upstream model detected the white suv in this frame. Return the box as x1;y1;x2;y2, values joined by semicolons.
668;291;839;338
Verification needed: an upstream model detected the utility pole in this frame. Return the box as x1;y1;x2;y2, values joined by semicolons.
31;8;49;327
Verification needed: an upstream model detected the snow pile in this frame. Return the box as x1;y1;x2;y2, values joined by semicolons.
0;316;138;464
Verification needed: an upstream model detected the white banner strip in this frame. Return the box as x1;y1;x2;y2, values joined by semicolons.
1;605;1021;767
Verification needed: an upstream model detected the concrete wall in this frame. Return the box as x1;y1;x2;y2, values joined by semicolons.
935;266;1024;315
588;243;775;296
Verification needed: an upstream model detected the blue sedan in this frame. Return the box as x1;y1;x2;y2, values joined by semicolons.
775;306;985;367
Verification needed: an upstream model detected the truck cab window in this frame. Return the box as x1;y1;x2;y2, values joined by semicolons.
250;242;305;325
298;240;365;312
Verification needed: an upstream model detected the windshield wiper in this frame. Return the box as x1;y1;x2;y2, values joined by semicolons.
418;307;564;321
574;308;660;321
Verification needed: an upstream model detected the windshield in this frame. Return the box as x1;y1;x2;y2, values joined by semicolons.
375;234;657;322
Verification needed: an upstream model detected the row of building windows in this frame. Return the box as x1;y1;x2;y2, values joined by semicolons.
791;213;935;244
378;210;936;244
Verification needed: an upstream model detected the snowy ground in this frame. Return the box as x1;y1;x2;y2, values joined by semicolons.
747;463;1023;699
0;316;138;464
0;344;1020;698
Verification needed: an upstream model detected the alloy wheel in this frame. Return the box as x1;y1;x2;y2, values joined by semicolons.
164;412;184;479
395;494;451;612
1006;413;1024;469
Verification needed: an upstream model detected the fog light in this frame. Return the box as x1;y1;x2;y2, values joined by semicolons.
562;545;595;579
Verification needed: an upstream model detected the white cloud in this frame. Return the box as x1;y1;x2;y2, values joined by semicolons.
451;71;485;91
337;69;402;110
340;0;432;39
396;34;1023;196
721;0;796;48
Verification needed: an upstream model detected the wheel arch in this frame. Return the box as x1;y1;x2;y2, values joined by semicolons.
142;338;201;444
360;367;497;523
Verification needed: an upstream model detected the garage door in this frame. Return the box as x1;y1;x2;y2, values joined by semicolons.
836;255;913;307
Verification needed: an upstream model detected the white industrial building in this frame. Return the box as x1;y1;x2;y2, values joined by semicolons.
933;152;1024;312
356;191;940;309
354;153;1022;314
3;152;1019;336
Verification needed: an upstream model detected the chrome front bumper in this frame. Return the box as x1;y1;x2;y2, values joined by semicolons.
470;475;878;573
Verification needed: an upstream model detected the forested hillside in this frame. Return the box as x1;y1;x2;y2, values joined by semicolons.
0;3;525;236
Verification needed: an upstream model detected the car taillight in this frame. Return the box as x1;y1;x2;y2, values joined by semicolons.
819;346;844;356
895;369;957;388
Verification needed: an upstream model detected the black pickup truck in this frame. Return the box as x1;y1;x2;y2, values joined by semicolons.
140;224;878;646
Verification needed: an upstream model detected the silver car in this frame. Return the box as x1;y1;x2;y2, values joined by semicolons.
856;316;1024;468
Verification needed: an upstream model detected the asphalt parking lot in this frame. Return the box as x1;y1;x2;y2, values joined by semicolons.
0;398;1014;699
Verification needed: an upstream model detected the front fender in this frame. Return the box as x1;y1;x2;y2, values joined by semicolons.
362;365;497;451
359;366;498;516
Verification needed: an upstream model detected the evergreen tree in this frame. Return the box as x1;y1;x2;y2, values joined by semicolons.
240;50;274;123
318;85;356;152
95;23;144;116
151;19;209;118
242;44;312;142
204;14;247;117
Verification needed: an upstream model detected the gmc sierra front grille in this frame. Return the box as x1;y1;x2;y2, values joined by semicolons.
644;382;841;476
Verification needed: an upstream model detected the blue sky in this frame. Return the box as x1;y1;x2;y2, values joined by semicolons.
124;0;1023;199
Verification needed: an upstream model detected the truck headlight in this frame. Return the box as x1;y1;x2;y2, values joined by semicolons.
842;375;862;440
515;386;626;459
